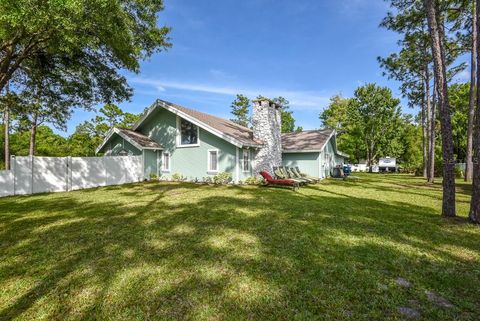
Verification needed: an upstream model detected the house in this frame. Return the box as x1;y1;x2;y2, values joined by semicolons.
282;129;349;179
96;98;348;182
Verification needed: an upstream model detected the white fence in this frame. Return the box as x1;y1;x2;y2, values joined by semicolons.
350;164;368;172
0;155;143;197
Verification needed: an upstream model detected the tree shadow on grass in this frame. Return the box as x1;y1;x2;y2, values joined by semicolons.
0;181;479;320
343;174;472;202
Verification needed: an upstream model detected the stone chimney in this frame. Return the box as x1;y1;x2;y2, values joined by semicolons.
252;97;282;174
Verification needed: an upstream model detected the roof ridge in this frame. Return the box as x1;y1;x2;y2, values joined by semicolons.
115;127;136;132
158;99;253;133
281;128;332;136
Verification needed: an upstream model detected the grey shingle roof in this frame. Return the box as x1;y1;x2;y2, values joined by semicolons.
281;129;334;151
153;99;263;147
117;128;162;149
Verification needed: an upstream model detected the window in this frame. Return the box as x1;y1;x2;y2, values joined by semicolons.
177;117;199;146
162;152;170;172
208;150;219;172
242;149;250;172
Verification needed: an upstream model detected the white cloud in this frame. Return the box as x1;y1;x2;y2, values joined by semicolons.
131;77;331;110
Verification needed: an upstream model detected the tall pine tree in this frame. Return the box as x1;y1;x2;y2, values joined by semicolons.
230;94;251;127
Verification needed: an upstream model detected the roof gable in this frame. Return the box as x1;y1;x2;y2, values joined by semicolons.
281;129;348;158
96;128;162;154
133;99;262;148
281;129;334;152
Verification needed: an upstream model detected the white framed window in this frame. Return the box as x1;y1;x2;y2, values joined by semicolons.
162;152;171;172
242;149;250;172
177;117;199;147
208;149;219;173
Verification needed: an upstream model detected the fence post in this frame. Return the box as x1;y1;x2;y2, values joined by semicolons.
30;155;34;195
66;156;71;192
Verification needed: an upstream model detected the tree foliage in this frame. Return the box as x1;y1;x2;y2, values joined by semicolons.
0;0;171;98
0;104;143;163
230;95;303;133
68;105;142;156
449;83;470;161
272;96;302;133
320;85;418;167
230;94;250;127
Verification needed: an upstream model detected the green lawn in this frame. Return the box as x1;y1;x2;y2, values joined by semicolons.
0;174;479;320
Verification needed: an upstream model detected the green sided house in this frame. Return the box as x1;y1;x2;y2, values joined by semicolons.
96;98;348;183
282;129;350;179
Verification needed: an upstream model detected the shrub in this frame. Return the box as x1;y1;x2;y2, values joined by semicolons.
244;176;263;185
454;166;464;179
213;172;232;184
149;173;158;181
171;173;186;182
202;176;213;184
412;166;424;176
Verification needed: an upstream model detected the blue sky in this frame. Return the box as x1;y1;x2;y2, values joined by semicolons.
65;0;467;135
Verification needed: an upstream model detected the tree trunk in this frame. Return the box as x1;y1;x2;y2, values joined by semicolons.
424;0;456;217
422;101;428;178
469;0;480;223
365;138;371;167
3;83;10;170
425;64;433;182
29;111;38;156
428;81;437;183
466;3;477;182
423;67;430;179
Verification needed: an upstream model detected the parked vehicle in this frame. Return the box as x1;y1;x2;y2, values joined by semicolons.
378;157;397;172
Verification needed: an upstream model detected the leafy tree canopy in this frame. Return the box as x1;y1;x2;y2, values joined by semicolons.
272;96;302;133
320;84;417;166
0;0;171;102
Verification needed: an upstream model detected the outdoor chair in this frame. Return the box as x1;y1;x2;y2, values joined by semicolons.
288;167;316;183
295;166;320;183
281;166;309;184
275;167;305;185
260;171;299;190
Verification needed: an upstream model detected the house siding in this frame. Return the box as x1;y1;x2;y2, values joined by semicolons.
137;108;249;182
107;135;142;156
143;150;159;179
334;154;346;166
282;152;320;178
319;139;346;178
320;139;334;178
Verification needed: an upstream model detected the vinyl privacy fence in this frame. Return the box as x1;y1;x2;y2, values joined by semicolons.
0;155;144;197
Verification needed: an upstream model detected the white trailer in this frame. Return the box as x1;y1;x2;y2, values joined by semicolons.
378;157;397;172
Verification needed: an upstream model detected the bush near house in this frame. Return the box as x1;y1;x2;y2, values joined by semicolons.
213;172;232;184
0;174;479;320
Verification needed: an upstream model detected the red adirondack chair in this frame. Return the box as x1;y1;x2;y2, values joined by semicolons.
260;171;299;189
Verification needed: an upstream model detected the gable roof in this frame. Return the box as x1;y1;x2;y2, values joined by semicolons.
133;99;263;148
281;129;335;152
96;127;162;154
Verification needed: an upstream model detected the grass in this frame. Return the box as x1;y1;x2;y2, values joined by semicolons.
0;174;479;320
